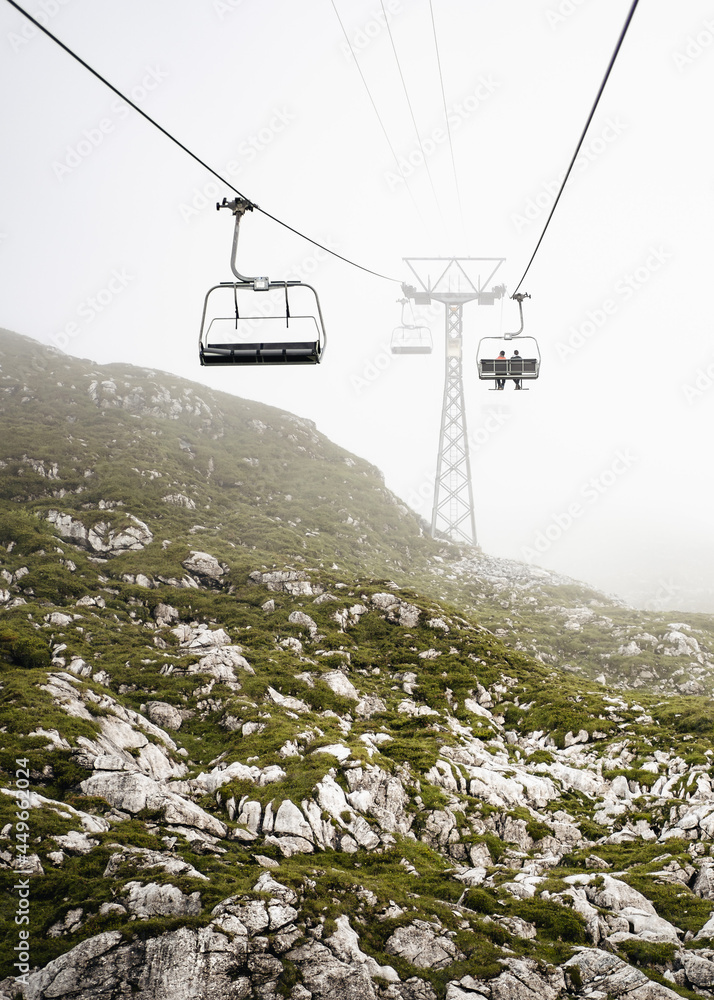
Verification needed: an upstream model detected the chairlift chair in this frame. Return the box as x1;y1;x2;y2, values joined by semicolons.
477;293;539;387
198;198;327;366
390;298;433;355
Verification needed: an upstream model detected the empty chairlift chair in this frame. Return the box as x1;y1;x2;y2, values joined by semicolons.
198;198;327;366
390;325;433;354
390;298;433;355
199;281;325;366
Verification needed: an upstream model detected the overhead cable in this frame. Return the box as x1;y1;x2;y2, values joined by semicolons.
428;0;466;244
330;0;432;241
512;0;641;294
4;0;401;283
378;0;446;228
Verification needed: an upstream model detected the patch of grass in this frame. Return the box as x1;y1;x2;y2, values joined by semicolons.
462;887;499;914
510;898;587;943
618;939;676;968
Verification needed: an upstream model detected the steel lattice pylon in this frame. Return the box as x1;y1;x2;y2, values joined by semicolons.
400;257;507;548
431;304;475;544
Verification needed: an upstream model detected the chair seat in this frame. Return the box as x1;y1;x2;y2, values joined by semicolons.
478;358;539;379
200;342;321;365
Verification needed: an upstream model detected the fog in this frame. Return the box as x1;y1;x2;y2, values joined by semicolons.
1;0;712;612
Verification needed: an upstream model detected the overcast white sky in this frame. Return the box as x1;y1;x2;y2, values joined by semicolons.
1;0;713;612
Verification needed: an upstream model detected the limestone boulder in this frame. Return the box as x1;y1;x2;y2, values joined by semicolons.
565;948;681;999
80;770;226;837
47;510;153;555
103;846;208;881
267;686;310;713
287;939;379;1000
124;881;202;918
467;765;557;810
187;645;254;683
288;611;318;635
17;925;253;1000
693;860;714;899
372;592;420;627
52;831;98;855
172;624;232;649
153;602;180;627
488;956;566;1000
145;701;183;731
192;760;285;795
344;764;413;835
355;695;387;718
248;569;324;595
385;920;462;970
682;951;714;989
322;670;359;701
182;550;228;583
327;915;399;982
273;800;314;842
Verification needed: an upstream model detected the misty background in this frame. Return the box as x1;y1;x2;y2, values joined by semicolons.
0;0;712;612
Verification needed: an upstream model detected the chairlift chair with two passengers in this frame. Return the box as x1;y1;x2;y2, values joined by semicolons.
390;298;433;355
198;198;327;366
477;292;540;388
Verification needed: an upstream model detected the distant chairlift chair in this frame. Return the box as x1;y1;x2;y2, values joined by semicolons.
390;298;433;355
198;199;327;366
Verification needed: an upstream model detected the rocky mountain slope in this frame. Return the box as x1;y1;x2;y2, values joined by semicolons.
1;329;714;999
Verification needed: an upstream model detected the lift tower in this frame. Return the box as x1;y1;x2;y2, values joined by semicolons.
402;258;506;546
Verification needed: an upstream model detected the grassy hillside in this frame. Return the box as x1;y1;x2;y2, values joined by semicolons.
2;330;714;999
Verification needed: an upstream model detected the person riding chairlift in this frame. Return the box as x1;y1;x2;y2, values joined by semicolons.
495;350;506;390
511;349;522;390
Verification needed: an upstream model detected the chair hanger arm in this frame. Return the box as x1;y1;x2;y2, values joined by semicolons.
503;292;530;340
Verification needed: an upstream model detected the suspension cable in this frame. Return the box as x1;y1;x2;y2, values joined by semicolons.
378;0;446;228
4;0;402;283
428;0;466;243
512;0;641;294
330;0;432;240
